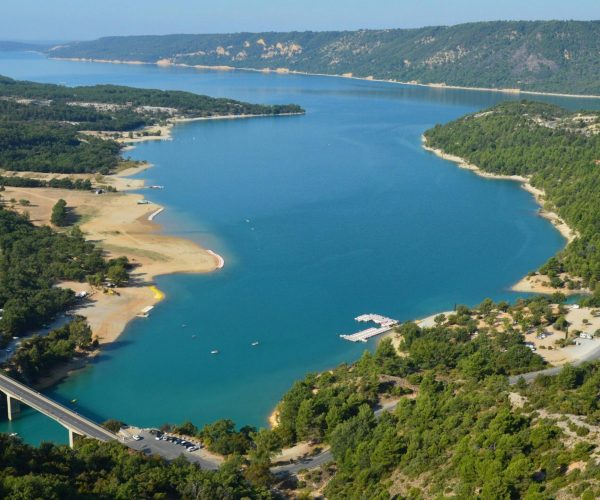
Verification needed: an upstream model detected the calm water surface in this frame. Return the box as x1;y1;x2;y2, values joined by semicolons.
1;52;598;443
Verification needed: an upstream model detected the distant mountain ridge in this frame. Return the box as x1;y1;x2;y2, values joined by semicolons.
46;21;600;95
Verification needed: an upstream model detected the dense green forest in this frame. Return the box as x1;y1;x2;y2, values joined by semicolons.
424;100;600;293
264;298;599;498
5;317;96;384
0;175;92;190
274;306;546;447
322;363;600;499
46;21;600;94
0;75;303;173
0;436;273;499
0;76;303;118
0;122;121;173
0;209;127;340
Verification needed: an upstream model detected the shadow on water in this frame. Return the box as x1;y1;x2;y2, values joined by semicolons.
87;340;135;365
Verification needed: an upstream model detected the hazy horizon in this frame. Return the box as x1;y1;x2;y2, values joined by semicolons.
2;0;600;41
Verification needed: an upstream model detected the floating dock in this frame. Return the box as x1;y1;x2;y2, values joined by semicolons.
137;305;154;318
340;314;399;343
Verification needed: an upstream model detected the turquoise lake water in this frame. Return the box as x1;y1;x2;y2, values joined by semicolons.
1;52;599;444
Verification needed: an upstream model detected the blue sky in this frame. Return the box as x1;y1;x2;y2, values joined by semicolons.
3;0;600;41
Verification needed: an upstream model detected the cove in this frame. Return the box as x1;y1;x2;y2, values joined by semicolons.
1;52;598;444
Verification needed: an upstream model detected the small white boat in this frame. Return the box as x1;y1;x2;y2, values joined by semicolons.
210;350;219;355
251;341;259;347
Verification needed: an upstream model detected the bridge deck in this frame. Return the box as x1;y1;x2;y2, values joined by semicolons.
0;373;115;441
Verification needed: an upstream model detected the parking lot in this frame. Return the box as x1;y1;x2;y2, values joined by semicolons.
119;428;222;470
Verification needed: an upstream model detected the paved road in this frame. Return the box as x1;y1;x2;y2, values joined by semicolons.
272;399;400;476
0;314;74;365
0;373;220;469
0;372;115;441
509;341;600;385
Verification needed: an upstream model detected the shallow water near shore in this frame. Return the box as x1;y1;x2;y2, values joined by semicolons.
1;52;599;444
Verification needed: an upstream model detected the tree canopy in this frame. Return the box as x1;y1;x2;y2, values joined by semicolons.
0;75;303;174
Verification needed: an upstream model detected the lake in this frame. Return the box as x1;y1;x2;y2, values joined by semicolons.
1;52;597;444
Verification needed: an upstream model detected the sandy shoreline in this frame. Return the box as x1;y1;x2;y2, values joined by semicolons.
52;56;600;100
421;136;584;296
1;103;304;389
86;112;303;146
7;159;223;347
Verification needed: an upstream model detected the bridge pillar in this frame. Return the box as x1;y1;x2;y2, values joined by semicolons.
6;394;20;421
68;428;82;448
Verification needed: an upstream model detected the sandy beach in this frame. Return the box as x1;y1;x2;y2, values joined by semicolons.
510;274;586;296
83;112;303;146
6;165;221;346
421;136;583;296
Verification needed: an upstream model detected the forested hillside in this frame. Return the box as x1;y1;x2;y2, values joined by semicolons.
425;100;600;294
0;435;271;499
3;298;600;498
0;75;303;173
47;21;600;94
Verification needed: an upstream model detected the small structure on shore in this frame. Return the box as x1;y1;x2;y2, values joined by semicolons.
148;208;164;221
137;305;154;318
340;314;399;343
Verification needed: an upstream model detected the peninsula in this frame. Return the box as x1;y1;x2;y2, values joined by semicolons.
0;75;304;380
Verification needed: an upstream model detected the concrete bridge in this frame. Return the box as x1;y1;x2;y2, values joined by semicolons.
0;372;116;447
